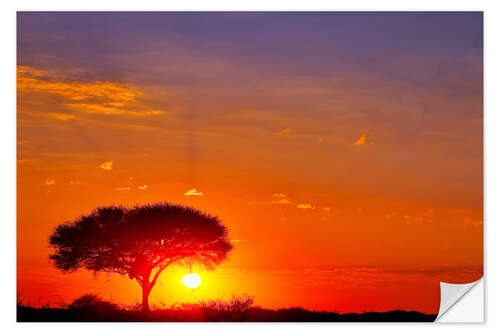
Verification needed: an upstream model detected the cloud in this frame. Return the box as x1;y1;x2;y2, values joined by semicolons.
116;186;130;191
17;66;164;117
69;180;81;185
48;113;76;121
275;128;292;137
45;178;55;186
273;198;290;204
184;188;204;196
138;185;149;190
464;217;482;228
272;193;290;204
403;212;431;223
297;203;315;209
296;265;483;288
354;133;373;145
17;66;48;78
100;161;113;171
323;207;331;212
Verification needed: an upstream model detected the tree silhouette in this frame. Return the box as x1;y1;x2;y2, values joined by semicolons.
49;203;233;312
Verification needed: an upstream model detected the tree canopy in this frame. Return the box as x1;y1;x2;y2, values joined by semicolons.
49;202;233;311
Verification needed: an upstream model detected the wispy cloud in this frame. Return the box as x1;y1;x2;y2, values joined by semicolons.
464;217;483;228
69;180;81;185
403;210;433;223
273;198;290;204
403;215;419;222
322;207;331;212
275;128;292;137
45;178;55;186
116;186;130;191
100;161;113;171
272;193;290;204
17;66;48;77
17;66;165;117
184;188;204;196
138;185;149;190
48;113;76;121
354;133;373;145
297;203;315;209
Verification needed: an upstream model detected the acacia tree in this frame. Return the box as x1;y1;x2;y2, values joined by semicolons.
49;203;233;312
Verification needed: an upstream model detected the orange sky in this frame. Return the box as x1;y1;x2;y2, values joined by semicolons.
17;12;483;314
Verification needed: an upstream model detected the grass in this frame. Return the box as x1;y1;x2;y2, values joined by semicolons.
17;294;437;322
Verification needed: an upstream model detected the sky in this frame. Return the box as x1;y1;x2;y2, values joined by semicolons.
17;12;483;314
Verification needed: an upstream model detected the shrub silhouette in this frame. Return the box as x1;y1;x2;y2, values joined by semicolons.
17;302;437;322
199;295;254;321
68;294;120;312
49;203;233;312
17;294;437;322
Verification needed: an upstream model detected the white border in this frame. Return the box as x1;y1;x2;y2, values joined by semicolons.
2;0;498;332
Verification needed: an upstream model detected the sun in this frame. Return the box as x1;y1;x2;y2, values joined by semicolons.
182;273;201;289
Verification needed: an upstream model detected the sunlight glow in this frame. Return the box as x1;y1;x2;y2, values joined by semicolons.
182;273;201;289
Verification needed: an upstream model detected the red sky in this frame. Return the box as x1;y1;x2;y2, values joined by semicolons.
17;12;483;314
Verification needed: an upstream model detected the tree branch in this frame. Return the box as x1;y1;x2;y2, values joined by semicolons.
149;263;169;289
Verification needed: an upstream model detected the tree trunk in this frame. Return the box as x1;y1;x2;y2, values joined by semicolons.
142;287;151;312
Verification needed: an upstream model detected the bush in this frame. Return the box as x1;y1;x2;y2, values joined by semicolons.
68;294;120;313
199;295;254;321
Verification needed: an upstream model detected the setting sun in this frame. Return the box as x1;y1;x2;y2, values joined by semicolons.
182;273;201;289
